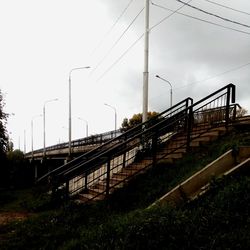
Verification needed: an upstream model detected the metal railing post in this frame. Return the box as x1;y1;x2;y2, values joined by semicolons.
186;106;193;151
152;131;158;167
65;180;69;200
123;152;127;168
225;86;231;129
106;159;111;196
84;172;88;191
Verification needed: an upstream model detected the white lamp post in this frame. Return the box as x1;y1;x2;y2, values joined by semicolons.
31;114;42;158
155;75;173;108
68;66;90;157
24;129;26;154
104;103;117;134
43;98;58;158
78;117;88;137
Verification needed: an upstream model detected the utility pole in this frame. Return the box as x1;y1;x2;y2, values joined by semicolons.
142;0;150;123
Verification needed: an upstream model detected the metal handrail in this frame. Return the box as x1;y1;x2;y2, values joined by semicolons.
39;83;237;200
37;97;193;182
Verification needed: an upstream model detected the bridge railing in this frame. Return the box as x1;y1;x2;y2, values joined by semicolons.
25;129;122;158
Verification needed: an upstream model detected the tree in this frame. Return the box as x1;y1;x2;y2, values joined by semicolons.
236;107;248;117
0;89;9;187
0;89;8;157
121;111;159;131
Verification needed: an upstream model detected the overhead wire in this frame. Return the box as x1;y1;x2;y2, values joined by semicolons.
149;61;250;106
200;0;250;16
96;34;144;82
95;0;250;82
90;7;144;76
96;0;192;81
174;61;250;90
89;0;136;57
150;0;193;30
175;0;250;28
151;1;250;35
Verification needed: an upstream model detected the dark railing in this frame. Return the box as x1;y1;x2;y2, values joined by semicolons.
37;97;193;182
38;84;239;201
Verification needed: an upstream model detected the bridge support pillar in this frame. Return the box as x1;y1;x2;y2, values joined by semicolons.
34;165;38;180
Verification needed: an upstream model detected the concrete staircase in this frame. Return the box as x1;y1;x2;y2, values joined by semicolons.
75;123;229;203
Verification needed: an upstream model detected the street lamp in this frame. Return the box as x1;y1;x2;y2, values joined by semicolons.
31;114;42;158
24;130;26;154
68;66;90;157
104;103;117;133
43;98;58;158
78;117;88;137
155;75;173;108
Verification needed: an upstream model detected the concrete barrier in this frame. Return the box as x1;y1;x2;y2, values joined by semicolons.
150;146;250;208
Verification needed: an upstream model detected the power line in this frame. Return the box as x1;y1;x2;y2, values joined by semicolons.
90;7;144;76
151;2;250;36
174;61;250;90
96;34;144;82
95;0;193;81
149;61;250;106
175;0;250;28
200;0;250;16
150;0;193;31
89;0;136;57
95;1;250;82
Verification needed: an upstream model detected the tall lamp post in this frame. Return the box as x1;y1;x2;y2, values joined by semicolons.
68;66;90;157
142;0;150;123
24;130;26;154
104;103;117;134
43;98;58;158
78;117;88;137
155;75;173;108
31;114;42;158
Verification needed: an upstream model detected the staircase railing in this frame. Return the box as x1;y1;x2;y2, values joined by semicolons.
39;84;238;201
37;97;193;183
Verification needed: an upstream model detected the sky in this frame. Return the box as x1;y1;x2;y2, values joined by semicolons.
1;0;250;152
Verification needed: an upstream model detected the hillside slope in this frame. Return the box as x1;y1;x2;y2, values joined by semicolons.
1;126;250;249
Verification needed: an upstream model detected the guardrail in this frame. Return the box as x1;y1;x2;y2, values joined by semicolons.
25;129;122;158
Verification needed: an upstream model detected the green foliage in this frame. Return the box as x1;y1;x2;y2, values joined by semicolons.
0;89;8;156
4;150;34;188
121;111;159;131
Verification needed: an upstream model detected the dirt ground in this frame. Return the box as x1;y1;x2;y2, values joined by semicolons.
0;212;31;225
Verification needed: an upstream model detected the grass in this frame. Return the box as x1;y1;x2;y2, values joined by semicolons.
1;126;250;249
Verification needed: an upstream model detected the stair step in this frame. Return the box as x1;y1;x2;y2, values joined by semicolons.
88;188;105;198
160;147;186;154
78;193;102;202
190;141;200;147
192;136;211;142
158;152;183;160
131;162;151;169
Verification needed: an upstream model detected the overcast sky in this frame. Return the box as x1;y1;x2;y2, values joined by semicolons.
1;0;250;152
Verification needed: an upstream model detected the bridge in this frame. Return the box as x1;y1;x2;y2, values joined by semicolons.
25;129;122;160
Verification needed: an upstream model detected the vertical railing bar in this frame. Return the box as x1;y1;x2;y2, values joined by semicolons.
186;106;193;151
106;159;111;197
84;172;88;191
225;86;231;129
